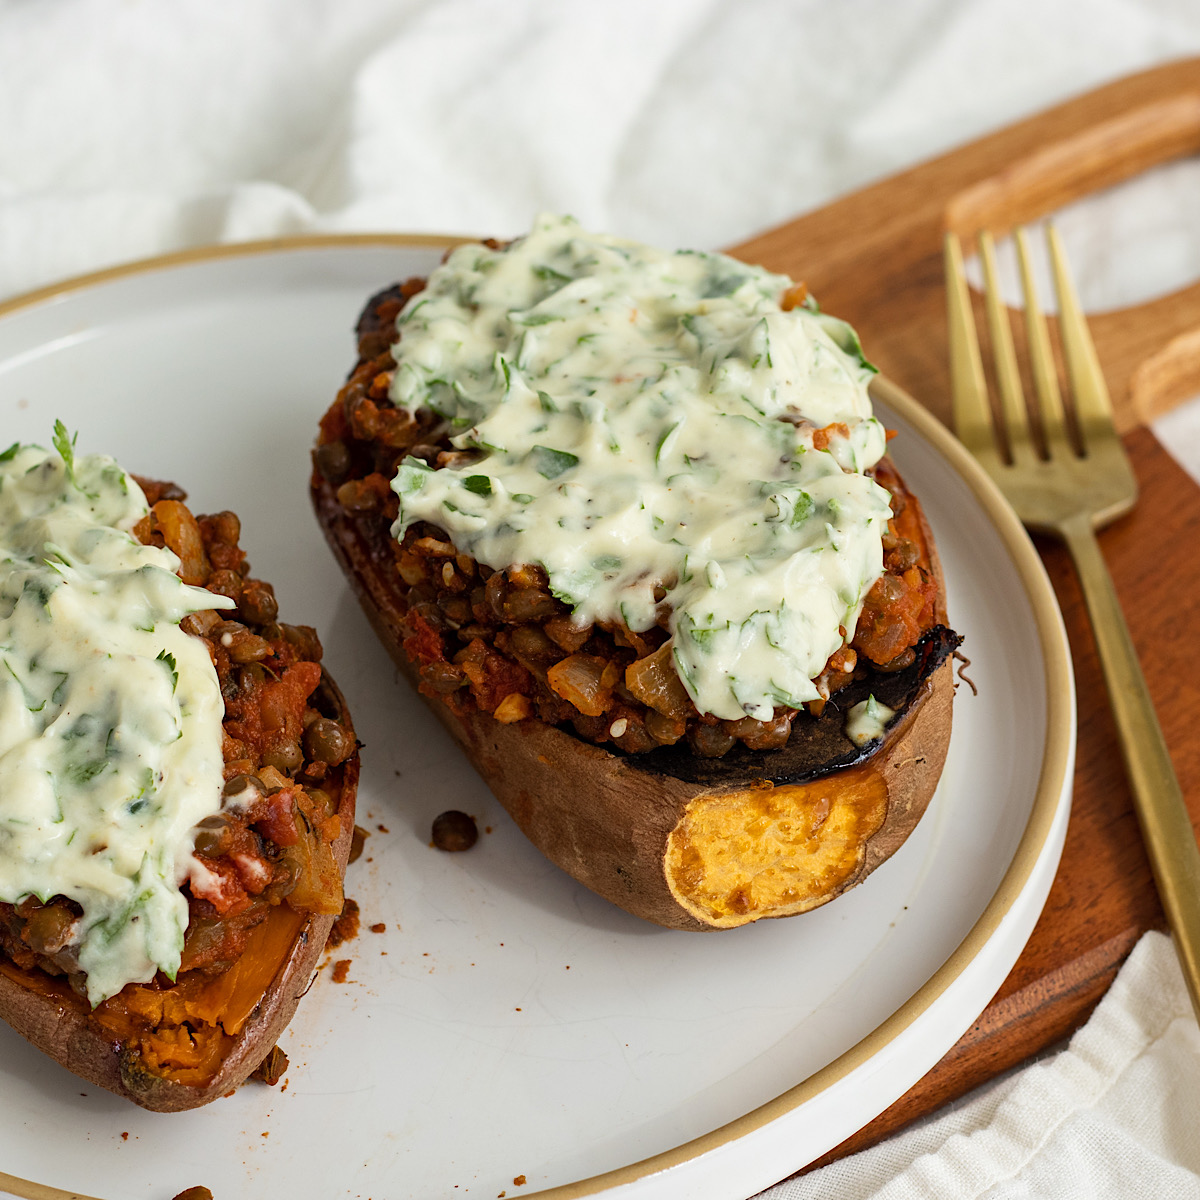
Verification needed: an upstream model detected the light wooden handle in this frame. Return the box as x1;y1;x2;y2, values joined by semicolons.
942;80;1200;428
947;91;1200;242
1062;512;1200;1021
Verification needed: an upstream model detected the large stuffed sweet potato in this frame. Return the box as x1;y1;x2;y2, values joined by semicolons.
312;216;958;931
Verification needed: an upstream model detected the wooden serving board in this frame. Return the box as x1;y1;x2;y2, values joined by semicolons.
727;58;1200;1169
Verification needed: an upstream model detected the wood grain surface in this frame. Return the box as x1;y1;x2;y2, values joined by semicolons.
725;58;1200;1171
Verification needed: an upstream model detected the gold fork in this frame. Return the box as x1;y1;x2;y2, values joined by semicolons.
945;225;1200;1022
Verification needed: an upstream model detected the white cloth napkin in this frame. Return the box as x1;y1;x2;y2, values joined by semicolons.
762;932;1200;1199
2;2;1200;1196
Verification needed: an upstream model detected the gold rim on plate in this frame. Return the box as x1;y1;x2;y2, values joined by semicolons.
0;236;1074;1200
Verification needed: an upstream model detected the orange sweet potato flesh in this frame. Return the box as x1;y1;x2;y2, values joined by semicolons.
312;462;955;932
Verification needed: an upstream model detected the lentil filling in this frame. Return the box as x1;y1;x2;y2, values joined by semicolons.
315;274;945;761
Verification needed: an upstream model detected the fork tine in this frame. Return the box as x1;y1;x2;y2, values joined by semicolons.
979;232;1035;463
1014;227;1072;458
944;233;999;464
1046;224;1115;446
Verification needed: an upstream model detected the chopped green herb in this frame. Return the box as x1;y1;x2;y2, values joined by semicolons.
814;313;878;373
655;422;680;465
534;264;572;285
156;650;178;692
750;318;773;369
548;570;591;608
52;420;77;483
397;296;429;324
512;311;563;327
394;456;432;496
530;445;579;479
66;758;108;786
790;492;815;528
672;644;698;695
22;577;54;610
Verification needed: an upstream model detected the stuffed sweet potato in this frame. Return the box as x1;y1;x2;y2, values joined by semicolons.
0;436;358;1109
312;215;958;930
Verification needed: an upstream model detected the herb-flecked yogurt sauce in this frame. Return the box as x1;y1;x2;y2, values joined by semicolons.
390;214;894;722
0;437;234;1006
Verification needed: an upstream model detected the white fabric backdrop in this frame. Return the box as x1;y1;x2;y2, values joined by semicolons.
4;0;1200;301
3;1;1200;1196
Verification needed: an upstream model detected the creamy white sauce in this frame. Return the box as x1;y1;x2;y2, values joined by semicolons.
390;214;892;721
844;694;897;747
0;440;234;1005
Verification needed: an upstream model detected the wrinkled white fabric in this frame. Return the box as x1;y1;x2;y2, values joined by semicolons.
2;0;1199;474
2;0;1200;297
762;932;1200;1199
2;2;1200;1195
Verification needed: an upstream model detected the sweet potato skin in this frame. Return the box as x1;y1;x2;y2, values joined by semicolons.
312;467;954;932
0;671;359;1112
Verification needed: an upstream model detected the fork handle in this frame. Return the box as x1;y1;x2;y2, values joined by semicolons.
1060;511;1200;1020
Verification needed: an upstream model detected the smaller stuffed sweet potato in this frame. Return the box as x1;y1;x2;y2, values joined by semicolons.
0;440;358;1111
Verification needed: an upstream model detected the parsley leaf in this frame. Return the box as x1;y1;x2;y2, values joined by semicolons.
511;312;563;327
52;420;77;483
66;759;108;786
530;445;579;479
156;649;178;692
534;264;572;285
813;313;878;374
790;492;815;528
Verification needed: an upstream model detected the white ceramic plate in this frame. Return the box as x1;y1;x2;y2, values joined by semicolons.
0;239;1074;1200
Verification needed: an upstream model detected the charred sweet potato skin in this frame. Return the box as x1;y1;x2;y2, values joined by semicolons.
0;486;360;1110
